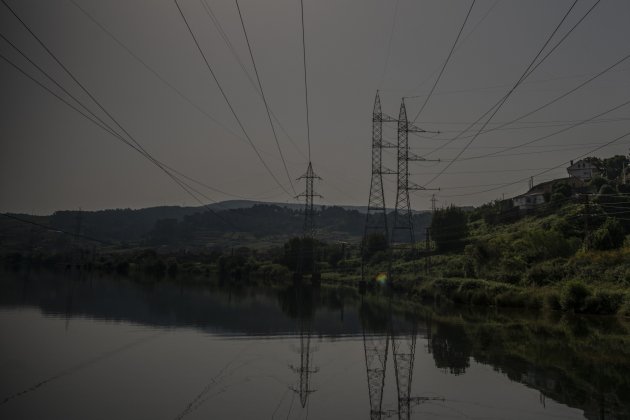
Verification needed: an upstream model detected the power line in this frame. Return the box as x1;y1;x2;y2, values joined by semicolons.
1;0;150;157
457;98;630;162
423;0;594;186
198;0;306;160
409;0;499;93
411;0;476;123
173;0;293;198
1;213;111;245
441;128;630;198
300;0;311;162
66;0;257;150
235;0;296;196
0;40;235;227
377;0;400;88
416;53;630;144
1;2;227;218
519;0;602;84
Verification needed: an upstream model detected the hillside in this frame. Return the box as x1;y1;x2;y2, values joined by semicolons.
0;202;432;251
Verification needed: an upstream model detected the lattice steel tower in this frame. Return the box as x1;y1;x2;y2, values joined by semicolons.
391;99;439;246
297;162;321;277
298;162;321;239
361;91;397;281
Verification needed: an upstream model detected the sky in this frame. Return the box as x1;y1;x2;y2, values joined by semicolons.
1;0;629;215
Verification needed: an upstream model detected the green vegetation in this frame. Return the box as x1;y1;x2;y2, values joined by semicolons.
2;155;629;317
400;155;630;316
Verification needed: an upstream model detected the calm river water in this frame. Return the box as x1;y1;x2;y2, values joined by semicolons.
0;270;628;419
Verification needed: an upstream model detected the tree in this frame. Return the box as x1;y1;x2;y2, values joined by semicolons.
361;232;388;261
281;237;321;273
431;206;469;252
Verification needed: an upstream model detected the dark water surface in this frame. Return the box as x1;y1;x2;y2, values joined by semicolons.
0;270;628;419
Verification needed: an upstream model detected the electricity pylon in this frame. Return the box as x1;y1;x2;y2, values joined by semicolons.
391;99;439;247
361;91;397;282
296;162;321;279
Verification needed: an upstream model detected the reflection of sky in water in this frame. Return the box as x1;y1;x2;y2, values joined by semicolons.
0;271;624;419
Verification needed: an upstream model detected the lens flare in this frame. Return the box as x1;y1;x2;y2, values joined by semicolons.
375;272;387;284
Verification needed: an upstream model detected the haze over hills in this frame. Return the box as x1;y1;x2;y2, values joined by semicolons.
1;200;433;250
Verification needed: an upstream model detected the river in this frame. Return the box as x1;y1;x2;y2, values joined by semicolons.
0;270;628;419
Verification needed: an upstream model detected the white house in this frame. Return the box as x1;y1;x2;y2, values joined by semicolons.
512;192;545;211
567;159;598;181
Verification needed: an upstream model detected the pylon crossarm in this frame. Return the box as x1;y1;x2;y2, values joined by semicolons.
381;113;399;123
407;122;440;134
408;181;439;191
381;140;397;149
408;151;440;162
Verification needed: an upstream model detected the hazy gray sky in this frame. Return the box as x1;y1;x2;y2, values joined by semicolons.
1;0;629;214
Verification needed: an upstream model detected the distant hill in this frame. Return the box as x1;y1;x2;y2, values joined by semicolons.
1;201;432;250
207;199;431;215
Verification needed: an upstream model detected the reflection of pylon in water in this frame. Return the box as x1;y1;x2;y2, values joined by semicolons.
289;287;318;407
391;314;443;419
392;318;418;420
362;297;390;420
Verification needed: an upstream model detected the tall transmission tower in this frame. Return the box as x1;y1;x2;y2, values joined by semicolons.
391;99;439;247
361;91;397;282
297;162;321;280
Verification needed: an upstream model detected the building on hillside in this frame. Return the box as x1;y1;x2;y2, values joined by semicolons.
512;192;545;211
512;177;585;211
567;159;599;181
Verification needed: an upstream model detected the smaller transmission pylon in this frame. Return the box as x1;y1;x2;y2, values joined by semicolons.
297;162;321;282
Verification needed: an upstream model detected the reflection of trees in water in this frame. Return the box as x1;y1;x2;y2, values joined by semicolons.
428;323;472;375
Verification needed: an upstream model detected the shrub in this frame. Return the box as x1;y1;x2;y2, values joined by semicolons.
618;299;630;317
525;259;568;286
591;218;625;250
546;291;562;310
560;280;591;313
582;290;625;315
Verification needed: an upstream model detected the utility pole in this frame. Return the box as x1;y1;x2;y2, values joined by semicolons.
583;194;590;249
297;162;321;283
71;209;83;270
425;227;431;275
430;194;437;214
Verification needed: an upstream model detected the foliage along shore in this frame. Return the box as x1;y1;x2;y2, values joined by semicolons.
2;155;630;316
